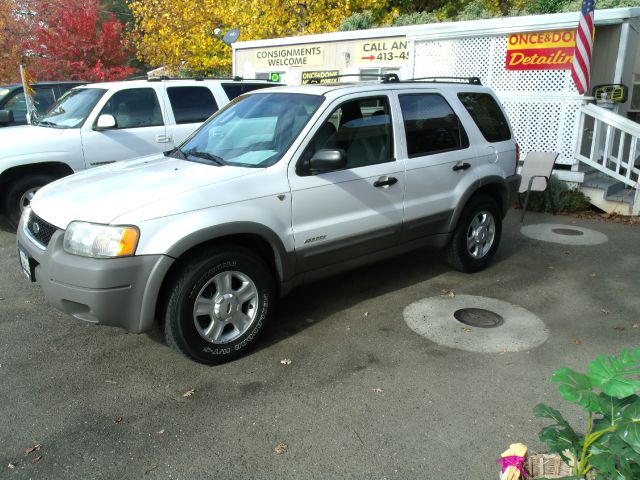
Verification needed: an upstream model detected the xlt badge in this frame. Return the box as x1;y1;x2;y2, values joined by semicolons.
304;235;327;244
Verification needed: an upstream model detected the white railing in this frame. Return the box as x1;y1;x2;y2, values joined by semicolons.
575;103;640;214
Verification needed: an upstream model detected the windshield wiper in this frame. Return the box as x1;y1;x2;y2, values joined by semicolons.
36;120;62;128
184;149;226;166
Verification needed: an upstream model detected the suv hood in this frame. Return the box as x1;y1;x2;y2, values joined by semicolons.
32;154;260;228
0;125;65;159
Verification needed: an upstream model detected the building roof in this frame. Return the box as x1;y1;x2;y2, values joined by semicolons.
233;7;640;51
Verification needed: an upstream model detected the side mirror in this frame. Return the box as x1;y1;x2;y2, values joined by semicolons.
309;148;347;174
0;109;14;126
94;114;117;130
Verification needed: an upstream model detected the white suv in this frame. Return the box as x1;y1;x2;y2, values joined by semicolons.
0;77;280;227
17;77;521;364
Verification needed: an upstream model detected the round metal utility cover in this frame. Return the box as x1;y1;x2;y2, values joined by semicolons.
551;228;584;236
520;223;608;245
403;295;549;353
454;308;504;328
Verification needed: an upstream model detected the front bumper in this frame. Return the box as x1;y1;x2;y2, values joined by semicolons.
17;218;174;333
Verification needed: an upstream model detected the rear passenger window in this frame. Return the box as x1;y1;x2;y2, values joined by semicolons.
457;92;511;142
221;83;275;100
167;86;218;124
399;94;469;157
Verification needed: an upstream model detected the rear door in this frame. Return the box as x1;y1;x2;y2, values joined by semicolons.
394;89;479;241
79;85;169;167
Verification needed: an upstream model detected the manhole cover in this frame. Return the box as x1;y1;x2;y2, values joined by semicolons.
551;228;584;236
520;223;607;245
403;295;549;353
454;308;504;328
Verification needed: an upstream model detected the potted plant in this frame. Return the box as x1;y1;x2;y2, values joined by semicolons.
533;348;640;479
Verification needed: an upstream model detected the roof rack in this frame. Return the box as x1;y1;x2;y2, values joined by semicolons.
306;73;400;84
411;76;482;85
304;74;481;86
126;76;281;83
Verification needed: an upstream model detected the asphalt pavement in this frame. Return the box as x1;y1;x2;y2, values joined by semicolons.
0;210;638;479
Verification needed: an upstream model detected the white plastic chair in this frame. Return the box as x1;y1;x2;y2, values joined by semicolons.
519;151;559;223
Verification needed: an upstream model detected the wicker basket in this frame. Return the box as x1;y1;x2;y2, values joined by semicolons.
525;453;573;478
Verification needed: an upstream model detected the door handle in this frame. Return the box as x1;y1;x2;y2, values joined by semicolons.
452;162;471;171
156;134;172;143
373;176;398;188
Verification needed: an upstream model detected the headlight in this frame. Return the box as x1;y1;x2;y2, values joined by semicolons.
63;222;139;258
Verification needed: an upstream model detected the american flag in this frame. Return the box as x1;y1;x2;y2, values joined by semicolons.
571;0;595;95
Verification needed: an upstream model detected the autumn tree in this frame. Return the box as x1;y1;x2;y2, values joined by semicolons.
25;0;135;82
0;0;38;83
129;0;390;75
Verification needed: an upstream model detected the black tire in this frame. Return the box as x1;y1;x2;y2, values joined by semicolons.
3;173;58;229
446;194;502;273
164;247;275;364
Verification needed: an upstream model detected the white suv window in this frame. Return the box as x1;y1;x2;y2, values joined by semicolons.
99;88;164;129
167;86;218;124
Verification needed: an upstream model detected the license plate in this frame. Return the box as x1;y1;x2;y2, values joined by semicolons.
18;246;35;282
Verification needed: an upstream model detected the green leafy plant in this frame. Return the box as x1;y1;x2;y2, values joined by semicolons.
517;175;591;213
534;348;640;479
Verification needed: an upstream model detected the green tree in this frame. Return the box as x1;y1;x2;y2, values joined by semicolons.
339;11;375;30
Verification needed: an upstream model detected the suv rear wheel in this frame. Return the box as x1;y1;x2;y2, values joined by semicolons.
164;247;275;364
446;194;502;273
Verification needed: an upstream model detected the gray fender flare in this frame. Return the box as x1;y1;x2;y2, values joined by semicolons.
165;221;294;283
447;176;509;232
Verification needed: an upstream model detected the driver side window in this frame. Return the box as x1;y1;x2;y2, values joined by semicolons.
99;88;163;129
299;96;394;175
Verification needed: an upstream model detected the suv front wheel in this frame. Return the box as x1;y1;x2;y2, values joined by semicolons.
164;247;275;364
446;194;502;273
4;173;58;229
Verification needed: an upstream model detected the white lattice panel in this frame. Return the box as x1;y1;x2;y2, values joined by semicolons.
413;37;583;165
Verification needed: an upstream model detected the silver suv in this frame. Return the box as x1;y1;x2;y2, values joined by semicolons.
17;77;521;364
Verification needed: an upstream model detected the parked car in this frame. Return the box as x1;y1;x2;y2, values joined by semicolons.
0;77;281;228
17;77;521;364
0;81;85;127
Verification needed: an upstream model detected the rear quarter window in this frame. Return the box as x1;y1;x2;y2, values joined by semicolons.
221;83;277;100
457;92;511;143
167;86;218;124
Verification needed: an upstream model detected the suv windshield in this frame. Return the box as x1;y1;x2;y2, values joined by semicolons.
37;88;106;129
177;92;324;168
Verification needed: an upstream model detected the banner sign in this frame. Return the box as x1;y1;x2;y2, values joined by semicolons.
254;46;324;68
354;37;409;65
301;70;339;84
506;30;576;71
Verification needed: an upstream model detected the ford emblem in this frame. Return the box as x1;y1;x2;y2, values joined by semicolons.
32;222;40;234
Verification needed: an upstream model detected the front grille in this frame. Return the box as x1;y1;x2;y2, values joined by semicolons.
26;211;58;247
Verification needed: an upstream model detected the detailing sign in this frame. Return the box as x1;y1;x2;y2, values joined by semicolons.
301;70;339;84
354;37;409;65
506;30;575;71
254;45;324;68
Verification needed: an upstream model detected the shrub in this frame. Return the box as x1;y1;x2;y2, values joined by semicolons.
517;175;591;213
